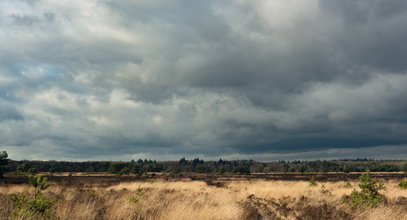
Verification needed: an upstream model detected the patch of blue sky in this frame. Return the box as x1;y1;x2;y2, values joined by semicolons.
15;62;60;80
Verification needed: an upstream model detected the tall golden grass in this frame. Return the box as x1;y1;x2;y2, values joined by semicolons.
1;179;407;219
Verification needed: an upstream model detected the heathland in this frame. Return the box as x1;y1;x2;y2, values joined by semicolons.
1;152;407;219
1;172;407;219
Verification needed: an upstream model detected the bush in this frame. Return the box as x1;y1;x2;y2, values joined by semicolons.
233;166;250;175
128;186;144;204
11;175;56;219
398;180;407;189
11;192;56;219
17;163;31;174
309;176;318;187
343;182;352;188
0;151;9;178
343;173;385;208
28;175;50;197
28;168;38;175
119;167;130;176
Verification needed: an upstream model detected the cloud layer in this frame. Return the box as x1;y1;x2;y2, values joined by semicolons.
1;0;407;160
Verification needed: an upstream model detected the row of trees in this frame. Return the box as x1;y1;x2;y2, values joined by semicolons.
1;154;406;176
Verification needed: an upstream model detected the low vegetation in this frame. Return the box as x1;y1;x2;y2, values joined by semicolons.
127;186;144;204
398;180;407;189
0;151;9;178
1;150;407;219
309;176;318;187
344;182;353;188
343;173;386;208
0;174;406;219
10;175;56;219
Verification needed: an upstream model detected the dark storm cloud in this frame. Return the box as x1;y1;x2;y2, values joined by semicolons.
319;0;407;72
1;0;407;160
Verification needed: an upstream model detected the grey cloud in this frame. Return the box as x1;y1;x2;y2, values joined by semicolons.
9;14;40;26
0;104;23;121
1;0;407;160
319;0;407;72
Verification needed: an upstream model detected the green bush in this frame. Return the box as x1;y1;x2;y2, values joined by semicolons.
11;192;56;219
10;175;56;219
28;175;50;198
343;173;385;208
398;180;407;189
28;168;38;175
17;163;31;174
12;192;54;213
119;167;130;176
0;151;9;178
309;176;318;187
233;166;250;175
128;186;144;204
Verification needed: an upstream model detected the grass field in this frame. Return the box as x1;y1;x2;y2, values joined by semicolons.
1;173;407;219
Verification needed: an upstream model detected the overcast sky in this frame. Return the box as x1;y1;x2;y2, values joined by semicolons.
1;0;407;161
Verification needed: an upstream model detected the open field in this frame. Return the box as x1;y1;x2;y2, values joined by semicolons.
2;172;407;185
1;173;407;219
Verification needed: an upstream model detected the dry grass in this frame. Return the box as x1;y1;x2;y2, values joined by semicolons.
1;179;407;220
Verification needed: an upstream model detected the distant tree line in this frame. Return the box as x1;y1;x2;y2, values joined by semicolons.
3;156;407;175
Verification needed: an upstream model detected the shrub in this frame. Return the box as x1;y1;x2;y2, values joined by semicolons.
398;180;407;189
119;167;130;176
28;168;38;175
343;173;385;208
48;168;55;175
309;176;318;187
128;186;144;204
233;166;250;175
344;182;352;188
28;175;50;198
10;175;56;219
218;167;225;174
11;192;56;219
17;163;30;174
0;151;9;178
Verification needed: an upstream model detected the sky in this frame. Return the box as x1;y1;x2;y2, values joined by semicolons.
1;0;407;161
